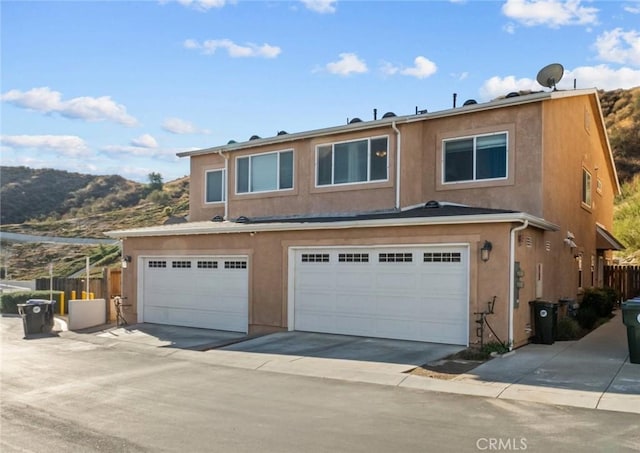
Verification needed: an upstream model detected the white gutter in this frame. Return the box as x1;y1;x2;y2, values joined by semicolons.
106;212;557;238
392;121;401;209
508;219;529;350
217;150;229;220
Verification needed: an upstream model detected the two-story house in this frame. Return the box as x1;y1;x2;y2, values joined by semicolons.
107;88;623;349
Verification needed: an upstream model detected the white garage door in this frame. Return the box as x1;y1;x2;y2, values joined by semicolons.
292;246;468;345
141;256;248;332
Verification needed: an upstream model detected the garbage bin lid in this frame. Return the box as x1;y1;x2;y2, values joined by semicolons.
622;300;640;307
26;299;52;304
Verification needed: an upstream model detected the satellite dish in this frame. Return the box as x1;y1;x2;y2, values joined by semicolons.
536;63;564;90
463;99;477;106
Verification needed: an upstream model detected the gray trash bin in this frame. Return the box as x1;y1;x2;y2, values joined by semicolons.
17;299;56;337
621;299;640;364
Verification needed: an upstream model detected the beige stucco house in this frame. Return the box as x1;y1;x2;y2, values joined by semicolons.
107;88;623;349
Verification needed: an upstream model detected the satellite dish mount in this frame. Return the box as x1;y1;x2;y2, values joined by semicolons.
536;63;564;91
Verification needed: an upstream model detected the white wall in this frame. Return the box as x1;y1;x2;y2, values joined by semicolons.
68;298;106;330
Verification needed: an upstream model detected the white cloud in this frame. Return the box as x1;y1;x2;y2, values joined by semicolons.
594;28;640;66
301;0;336;14
479;75;540;99
564;65;640;90
503;22;517;34
173;0;232;12
502;0;598;28
184;39;281;58
325;53;368;76
1;87;138;126
479;64;640;100
0;134;90;157
101;144;177;158
380;61;399;77
162;117;210;135
624;3;640;14
379;57;437;79
400;56;437;79
130;134;158;148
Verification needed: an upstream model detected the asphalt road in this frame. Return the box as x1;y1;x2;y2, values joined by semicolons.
2;317;639;453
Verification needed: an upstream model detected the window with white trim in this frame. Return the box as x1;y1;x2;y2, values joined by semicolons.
316;136;388;186
582;168;592;207
205;169;225;203
236;150;293;194
443;132;507;183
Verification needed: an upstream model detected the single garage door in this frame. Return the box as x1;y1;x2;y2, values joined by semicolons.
141;256;248;332
292;246;468;345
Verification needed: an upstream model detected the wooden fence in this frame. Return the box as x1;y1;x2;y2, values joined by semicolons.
36;267;121;316
603;265;640;301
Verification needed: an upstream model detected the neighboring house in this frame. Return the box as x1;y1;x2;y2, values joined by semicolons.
107;88;623;349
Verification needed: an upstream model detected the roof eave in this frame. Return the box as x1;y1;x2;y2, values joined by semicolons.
105;212;559;239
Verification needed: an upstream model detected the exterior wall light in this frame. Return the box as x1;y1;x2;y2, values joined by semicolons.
122;255;132;268
481;241;493;262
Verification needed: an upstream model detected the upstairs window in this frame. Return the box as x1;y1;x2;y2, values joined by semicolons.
443;132;507;183
582;168;592;208
205;169;225;203
237;150;293;194
316;136;388;186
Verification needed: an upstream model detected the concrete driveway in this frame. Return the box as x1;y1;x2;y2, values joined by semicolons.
220;331;464;366
63;320;463;366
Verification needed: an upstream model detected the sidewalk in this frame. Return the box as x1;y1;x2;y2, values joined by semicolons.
400;311;639;414
53;311;639;415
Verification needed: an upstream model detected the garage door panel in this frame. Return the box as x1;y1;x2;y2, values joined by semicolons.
335;294;371;314
142;256;248;332
294;246;468;345
374;272;418;291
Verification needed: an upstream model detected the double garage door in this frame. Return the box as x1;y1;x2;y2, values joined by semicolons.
141;256;248;332
292;246;469;345
140;245;469;345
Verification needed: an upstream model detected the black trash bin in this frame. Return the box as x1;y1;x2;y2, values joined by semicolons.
17;299;56;337
530;300;558;344
621;299;640;364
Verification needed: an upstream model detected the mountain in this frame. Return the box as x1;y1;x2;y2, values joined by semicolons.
599;87;640;183
0;169;189;279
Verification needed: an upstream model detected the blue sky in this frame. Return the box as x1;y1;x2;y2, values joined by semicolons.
2;0;640;182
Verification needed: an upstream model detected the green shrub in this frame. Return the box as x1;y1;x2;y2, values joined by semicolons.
481;341;510;356
0;291;62;314
580;288;615;318
576;306;598;330
556;317;583;340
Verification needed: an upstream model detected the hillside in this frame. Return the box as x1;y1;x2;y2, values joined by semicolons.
1;170;189;279
1;87;639;278
599;87;640;182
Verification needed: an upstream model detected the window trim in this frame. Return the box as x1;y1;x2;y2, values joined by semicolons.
204;168;226;204
441;131;509;185
315;135;389;187
235;149;294;195
582;168;592;209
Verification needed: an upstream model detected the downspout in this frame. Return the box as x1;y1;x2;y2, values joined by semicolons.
509;219;528;350
392;121;401;210
217;150;229;220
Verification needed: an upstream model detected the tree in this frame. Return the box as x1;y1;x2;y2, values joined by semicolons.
147;172;164;192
